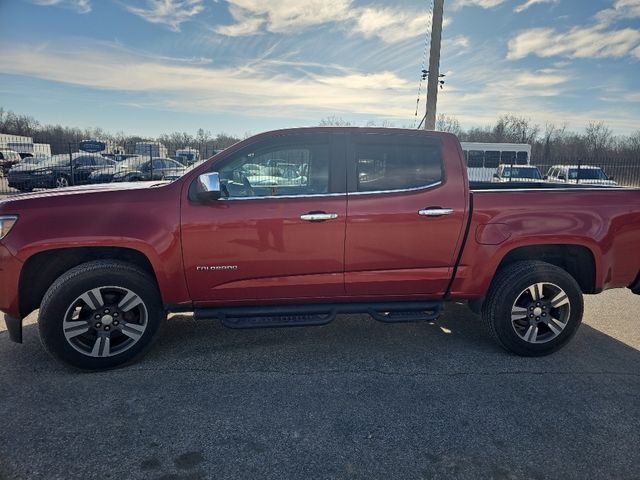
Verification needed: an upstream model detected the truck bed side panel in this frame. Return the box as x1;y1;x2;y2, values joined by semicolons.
449;188;640;299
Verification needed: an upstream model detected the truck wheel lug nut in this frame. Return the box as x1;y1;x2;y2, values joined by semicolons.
104;309;110;314
113;312;119;317
113;321;119;326
104;326;110;331
95;322;101;328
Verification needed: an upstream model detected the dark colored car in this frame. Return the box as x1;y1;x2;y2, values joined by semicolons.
88;156;145;183
7;154;115;191
110;158;186;182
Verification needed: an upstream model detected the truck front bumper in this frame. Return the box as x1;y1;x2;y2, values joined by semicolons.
0;243;24;343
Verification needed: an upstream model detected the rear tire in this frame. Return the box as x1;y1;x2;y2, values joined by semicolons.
481;260;583;356
39;260;165;370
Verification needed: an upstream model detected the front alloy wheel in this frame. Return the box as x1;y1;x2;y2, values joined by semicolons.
62;286;148;358
39;260;164;369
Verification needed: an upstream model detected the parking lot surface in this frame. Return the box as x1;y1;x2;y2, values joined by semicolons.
1;289;638;480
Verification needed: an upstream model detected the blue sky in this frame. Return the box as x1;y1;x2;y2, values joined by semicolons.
0;0;638;137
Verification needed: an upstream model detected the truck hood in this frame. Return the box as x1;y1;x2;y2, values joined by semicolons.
0;181;169;206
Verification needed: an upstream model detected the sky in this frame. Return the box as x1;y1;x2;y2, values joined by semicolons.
0;0;639;137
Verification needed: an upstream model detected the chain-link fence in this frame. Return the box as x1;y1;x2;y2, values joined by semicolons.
0;137;225;195
466;156;640;187
1;135;639;195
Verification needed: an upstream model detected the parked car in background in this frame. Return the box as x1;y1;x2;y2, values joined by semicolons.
493;165;544;183
89;155;145;183
545;165;618;186
111;158;186;182
0;148;22;176
175;148;200;165
7;153;115;191
103;153;140;162
16;154;50;165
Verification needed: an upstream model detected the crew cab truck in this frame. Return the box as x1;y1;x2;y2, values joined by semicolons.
1;128;640;370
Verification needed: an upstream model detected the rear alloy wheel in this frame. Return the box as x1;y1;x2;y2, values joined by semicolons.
39;260;165;369
482;261;583;356
55;176;69;188
510;282;570;344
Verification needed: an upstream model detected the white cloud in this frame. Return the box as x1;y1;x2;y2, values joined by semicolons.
445;35;471;52
0;43;416;118
31;0;91;14
509;0;640;60
215;0;351;36
125;0;204;32
214;1;440;44
451;0;506;11
351;7;438;43
513;0;557;14
508;25;640;60
596;0;640;26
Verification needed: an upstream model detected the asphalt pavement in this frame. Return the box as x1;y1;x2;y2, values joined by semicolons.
0;289;638;480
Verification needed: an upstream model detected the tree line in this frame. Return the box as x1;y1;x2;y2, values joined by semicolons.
320;114;640;162
2;107;639;162
0;107;242;155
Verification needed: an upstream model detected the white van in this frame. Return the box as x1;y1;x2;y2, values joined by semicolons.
461;142;531;182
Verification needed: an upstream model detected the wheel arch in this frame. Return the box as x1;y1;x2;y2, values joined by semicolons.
18;246;159;318
496;244;598;294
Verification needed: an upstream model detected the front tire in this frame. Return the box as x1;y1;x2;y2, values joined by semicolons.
481;261;584;356
39;260;165;370
55;175;70;188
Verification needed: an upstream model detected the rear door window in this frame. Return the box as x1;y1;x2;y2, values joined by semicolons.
353;136;442;192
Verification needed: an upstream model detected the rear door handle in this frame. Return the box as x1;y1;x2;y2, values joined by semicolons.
300;212;339;222
418;208;454;217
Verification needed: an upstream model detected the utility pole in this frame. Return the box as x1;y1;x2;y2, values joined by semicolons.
424;0;444;130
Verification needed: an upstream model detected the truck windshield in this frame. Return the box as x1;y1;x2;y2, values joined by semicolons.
568;168;607;180
502;167;541;179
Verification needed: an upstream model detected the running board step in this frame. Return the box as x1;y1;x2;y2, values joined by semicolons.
193;301;443;329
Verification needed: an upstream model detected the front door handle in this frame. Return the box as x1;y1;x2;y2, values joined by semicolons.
418;208;454;217
300;212;339;222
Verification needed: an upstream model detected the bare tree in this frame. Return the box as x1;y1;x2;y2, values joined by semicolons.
436;114;461;135
318;115;353;127
493;114;540;144
541;122;567;162
584;121;613;158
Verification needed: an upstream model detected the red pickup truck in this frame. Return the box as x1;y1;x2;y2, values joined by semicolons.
1;128;639;369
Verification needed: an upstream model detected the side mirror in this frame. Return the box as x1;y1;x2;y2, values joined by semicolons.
195;172;222;201
493;173;499;179
543;175;548;180
558;174;566;181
